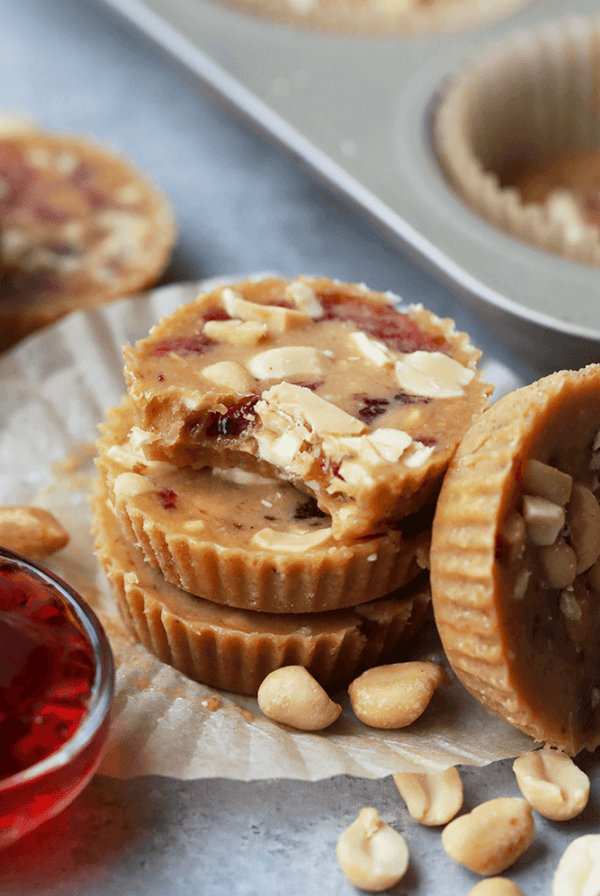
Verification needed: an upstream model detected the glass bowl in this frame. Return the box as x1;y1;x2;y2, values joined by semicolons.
0;547;115;848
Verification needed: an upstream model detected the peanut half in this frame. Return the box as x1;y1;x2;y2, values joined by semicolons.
513;749;589;821
0;505;69;558
468;879;524;896
392;766;463;826
257;666;341;731
553;834;600;896
336;807;409;892
348;661;443;729
441;798;534;876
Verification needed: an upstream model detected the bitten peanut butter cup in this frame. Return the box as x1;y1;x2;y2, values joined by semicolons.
123;275;491;540
95;399;430;613
430;364;600;754
91;477;431;695
0;119;176;349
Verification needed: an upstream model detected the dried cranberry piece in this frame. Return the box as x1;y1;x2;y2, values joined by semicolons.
290;381;323;392
393;392;432;406
202;307;230;323
150;333;216;357
158;488;177;509
316;292;448;354
355;396;390;423
204;395;260;439
293;497;328;520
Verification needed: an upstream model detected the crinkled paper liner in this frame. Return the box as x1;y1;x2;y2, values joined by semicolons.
212;0;531;38
435;14;600;267
0;274;533;781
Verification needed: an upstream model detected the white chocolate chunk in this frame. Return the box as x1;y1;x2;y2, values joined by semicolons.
251;527;332;551
395;351;474;398
113;472;155;499
221;287;310;333
247;346;330;380
284;279;323;317
255;429;305;467
522;495;565;546
349;331;394;368
203;318;267;345
201;360;255;393
257;383;366;435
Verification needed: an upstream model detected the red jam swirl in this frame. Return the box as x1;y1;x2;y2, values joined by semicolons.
0;561;95;781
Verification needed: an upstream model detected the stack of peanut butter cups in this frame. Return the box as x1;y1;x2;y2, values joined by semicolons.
92;275;492;695
435;15;600;268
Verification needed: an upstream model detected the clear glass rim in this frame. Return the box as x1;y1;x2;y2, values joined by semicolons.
0;547;115;792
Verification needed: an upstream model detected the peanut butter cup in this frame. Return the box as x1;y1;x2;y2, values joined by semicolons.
431;364;600;754
123;276;491;540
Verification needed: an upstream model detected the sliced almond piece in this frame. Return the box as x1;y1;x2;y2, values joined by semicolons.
201;360;255;393
113;472;156;500
284;279;322;317
221;287;310;333
250;527;332;552
257;383;366;435
246;346;330;380
395;351;474;399
203;318;267;345
349;331;394;367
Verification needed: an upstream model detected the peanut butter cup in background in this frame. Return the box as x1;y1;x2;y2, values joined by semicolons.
435;16;600;269
0;119;176;350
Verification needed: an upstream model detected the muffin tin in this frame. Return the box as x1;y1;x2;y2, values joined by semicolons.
97;0;600;371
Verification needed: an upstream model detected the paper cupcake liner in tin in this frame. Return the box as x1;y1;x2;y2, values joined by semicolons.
95;399;431;614
92;477;431;695
435;15;600;268
211;0;531;37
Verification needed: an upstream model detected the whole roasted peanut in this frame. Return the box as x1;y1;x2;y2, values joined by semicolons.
257;666;341;731
513;749;589;821
348;661;443;729
392;766;463;826
336;807;409;892
553;834;600;896
567;483;600;573
0;505;69;558
441;798;534;875
468;879;524;896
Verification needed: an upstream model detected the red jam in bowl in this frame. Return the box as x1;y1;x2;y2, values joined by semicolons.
0;549;114;848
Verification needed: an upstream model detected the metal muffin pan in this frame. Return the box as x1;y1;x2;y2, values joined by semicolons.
97;0;600;371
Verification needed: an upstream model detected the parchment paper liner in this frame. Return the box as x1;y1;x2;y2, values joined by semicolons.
0;275;535;781
96;399;430;614
435;15;600;267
